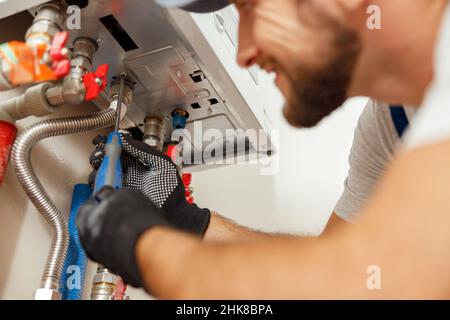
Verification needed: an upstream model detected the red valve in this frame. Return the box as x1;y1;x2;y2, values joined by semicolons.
166;144;177;161
50;31;69;62
182;172;192;186
182;173;194;204
165;146;193;203
49;32;70;79
52;60;70;78
83;64;109;101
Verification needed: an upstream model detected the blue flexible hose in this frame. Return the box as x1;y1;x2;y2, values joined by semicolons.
60;184;92;300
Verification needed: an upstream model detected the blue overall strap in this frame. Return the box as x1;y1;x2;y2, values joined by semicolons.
389;105;409;137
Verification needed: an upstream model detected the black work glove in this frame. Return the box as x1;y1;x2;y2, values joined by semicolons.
120;132;211;236
77;186;169;288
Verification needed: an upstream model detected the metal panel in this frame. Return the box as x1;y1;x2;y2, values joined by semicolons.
1;0;276;168
0;0;49;19
69;0;275;167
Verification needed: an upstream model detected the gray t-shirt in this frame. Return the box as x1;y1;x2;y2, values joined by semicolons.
334;100;416;222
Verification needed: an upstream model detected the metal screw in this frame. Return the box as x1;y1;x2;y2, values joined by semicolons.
96;37;104;47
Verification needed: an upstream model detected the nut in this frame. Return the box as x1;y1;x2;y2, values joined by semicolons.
34;288;61;300
93;271;117;285
73;37;98;61
91;283;116;300
25;2;66;46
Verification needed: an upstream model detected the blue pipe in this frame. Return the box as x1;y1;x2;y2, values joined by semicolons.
60;184;92;300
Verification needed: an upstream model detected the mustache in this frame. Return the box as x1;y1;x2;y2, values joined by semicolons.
257;57;279;73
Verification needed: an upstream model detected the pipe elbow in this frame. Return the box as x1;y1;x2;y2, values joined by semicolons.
62;78;86;105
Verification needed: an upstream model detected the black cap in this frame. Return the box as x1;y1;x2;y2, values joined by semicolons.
155;0;230;13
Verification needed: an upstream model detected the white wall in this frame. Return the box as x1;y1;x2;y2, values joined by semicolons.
193;97;366;236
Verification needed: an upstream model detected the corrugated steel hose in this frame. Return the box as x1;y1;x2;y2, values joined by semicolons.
11;108;116;291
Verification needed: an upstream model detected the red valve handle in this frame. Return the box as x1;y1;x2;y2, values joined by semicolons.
182;173;194;204
49;31;70;79
182;173;192;186
166;144;177;160
52;60;71;79
83;64;109;101
165;146;194;203
50;31;69;62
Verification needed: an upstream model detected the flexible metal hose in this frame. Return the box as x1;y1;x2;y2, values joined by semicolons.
12;108;116;290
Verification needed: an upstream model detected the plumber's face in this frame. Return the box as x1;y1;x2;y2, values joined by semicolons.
236;0;361;127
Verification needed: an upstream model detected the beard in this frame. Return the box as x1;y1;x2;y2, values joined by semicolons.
282;26;361;128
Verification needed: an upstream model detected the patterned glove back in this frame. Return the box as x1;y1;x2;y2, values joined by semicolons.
89;131;211;236
120;132;181;208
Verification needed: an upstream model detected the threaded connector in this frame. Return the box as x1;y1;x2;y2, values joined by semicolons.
109;76;136;107
23;82;58;117
26;1;66;47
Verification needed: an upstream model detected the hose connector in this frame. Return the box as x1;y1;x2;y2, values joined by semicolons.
26;1;67;48
0;82;56;122
35;288;61;300
143;116;165;151
90;267;118;300
108;75;135;126
109;75;135;106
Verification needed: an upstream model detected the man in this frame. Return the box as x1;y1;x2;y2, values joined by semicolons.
78;0;450;298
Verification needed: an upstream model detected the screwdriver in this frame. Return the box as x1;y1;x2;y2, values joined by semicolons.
93;73;126;194
91;73;129;298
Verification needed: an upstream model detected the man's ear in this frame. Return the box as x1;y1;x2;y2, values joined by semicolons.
334;0;369;28
336;0;368;12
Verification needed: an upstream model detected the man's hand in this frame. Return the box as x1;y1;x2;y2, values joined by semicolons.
120;132;211;236
76;186;170;288
134;141;450;299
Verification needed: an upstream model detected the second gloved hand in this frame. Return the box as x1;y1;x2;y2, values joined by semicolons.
120;132;211;236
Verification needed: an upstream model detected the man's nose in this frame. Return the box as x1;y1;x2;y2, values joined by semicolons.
236;21;259;68
237;43;259;68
